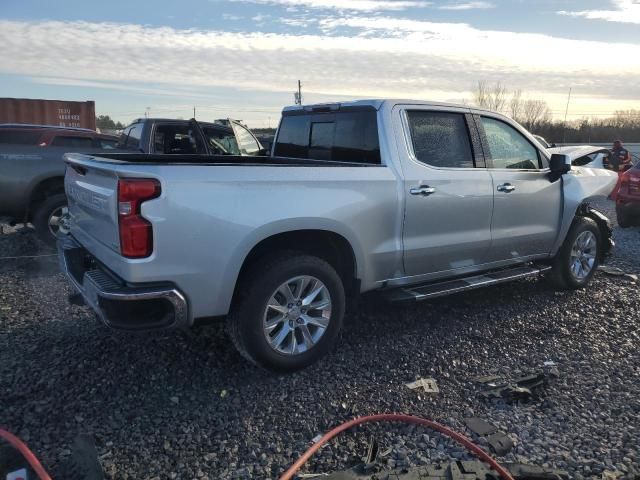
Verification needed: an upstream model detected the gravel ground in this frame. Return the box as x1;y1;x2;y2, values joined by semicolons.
1;201;639;480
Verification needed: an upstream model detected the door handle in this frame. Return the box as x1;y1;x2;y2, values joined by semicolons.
410;186;436;196
497;183;516;193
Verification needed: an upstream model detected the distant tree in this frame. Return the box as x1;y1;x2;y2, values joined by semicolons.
509;89;523;121
473;81;508;112
95;115;124;130
612;109;640;129
520;100;552;131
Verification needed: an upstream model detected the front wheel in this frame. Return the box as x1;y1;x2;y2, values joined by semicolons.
227;253;345;372
549;216;601;290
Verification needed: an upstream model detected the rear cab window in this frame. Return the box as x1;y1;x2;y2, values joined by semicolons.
274;108;381;164
152;123;206;154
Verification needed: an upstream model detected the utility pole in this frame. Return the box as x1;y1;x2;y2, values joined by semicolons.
193;106;196;119
145;107;150;119
562;88;572;144
294;80;302;105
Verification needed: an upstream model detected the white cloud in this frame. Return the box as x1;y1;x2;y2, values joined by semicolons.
558;0;640;25
1;19;639;118
229;0;432;11
438;1;495;10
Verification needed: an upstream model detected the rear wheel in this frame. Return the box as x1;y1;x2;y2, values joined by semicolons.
549;216;601;290
32;193;68;245
227;253;345;372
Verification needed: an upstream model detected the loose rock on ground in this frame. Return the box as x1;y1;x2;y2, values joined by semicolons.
1;200;638;479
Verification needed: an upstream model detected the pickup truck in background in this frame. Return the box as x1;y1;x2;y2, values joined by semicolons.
0;119;264;244
0;124;118;243
58;99;617;371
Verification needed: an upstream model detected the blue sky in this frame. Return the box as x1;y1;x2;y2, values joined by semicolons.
1;0;639;127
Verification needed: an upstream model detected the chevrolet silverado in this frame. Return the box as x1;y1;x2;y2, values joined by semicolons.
57;100;617;371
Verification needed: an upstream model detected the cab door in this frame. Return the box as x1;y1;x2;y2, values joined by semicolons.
475;114;562;262
397;106;494;278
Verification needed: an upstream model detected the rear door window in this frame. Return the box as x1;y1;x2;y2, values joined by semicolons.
406;111;475;168
51;136;94;149
274;110;381;164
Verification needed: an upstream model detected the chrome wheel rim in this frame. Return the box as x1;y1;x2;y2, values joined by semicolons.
262;275;332;355
570;231;597;280
48;206;68;236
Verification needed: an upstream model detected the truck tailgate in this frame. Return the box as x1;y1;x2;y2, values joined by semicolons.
64;158;121;253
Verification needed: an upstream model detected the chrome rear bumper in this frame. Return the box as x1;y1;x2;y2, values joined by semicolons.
57;234;189;330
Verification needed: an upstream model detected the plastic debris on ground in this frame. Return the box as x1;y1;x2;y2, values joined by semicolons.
599;265;638;282
406;378;439;395
473;370;555;403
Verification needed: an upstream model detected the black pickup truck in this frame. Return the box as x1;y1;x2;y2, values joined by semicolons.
117;118;265;156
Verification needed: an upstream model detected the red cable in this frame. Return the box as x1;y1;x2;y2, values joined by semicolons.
279;413;515;480
0;428;52;480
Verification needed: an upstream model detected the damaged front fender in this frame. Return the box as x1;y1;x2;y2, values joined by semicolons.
551;166;617;257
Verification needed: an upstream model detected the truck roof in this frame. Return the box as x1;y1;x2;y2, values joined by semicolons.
127;118;234;131
282;99;493;114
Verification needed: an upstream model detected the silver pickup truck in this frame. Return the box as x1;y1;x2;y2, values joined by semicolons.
58;99;617;371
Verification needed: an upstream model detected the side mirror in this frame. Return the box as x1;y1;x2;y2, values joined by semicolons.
550;154;571;179
549;153;571;175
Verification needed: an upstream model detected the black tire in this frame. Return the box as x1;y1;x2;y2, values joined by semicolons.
227;252;345;372
32;193;67;245
549;216;601;290
616;204;633;228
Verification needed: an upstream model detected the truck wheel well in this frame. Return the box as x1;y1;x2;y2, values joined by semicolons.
576;203;613;261
236;230;359;296
27;177;65;221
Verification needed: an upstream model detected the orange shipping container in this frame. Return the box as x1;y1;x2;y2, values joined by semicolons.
0;98;96;130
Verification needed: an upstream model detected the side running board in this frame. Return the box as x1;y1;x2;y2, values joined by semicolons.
387;264;551;302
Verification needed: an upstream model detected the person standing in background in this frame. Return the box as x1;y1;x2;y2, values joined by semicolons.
606;140;632;172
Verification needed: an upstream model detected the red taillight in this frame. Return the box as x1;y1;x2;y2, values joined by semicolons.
117;178;160;258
